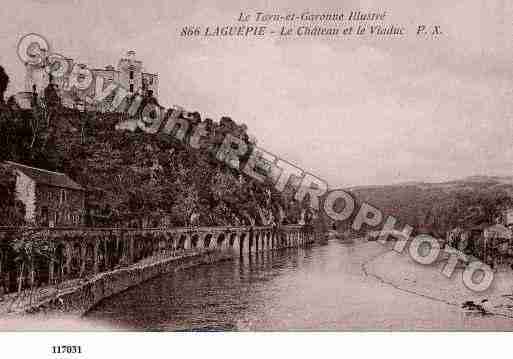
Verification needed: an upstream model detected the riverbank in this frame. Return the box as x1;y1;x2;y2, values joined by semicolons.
0;248;235;320
363;243;513;319
79;239;513;330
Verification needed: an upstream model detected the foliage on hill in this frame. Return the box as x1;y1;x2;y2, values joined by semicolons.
343;179;513;237
4;64;508;234
0;85;309;228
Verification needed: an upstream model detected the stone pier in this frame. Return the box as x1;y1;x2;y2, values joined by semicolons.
0;225;314;302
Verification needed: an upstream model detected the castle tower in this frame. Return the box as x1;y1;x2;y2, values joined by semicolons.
117;50;158;97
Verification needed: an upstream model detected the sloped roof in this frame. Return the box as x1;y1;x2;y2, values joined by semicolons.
4;161;84;191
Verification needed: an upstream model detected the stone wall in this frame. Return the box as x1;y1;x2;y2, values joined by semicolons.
14;170;36;222
35;184;85;227
0;224;315;315
30;250;231;316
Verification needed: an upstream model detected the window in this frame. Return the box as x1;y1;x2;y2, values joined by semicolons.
129;71;134;80
41;206;49;226
60;189;67;204
129;84;134;93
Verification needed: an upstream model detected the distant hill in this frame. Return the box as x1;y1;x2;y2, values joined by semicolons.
461;175;513;185
343;177;513;237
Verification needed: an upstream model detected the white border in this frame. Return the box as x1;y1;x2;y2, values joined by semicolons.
2;332;513;359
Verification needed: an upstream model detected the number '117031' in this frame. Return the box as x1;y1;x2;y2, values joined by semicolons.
51;346;82;354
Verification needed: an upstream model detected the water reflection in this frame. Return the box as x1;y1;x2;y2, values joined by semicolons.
86;240;513;331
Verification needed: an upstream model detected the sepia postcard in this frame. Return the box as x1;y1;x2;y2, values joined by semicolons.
1;0;513;352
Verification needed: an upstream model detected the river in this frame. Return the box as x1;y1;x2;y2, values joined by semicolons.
86;240;513;331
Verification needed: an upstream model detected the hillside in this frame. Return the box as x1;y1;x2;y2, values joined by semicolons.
0;93;310;228
345;177;513;237
1;75;509;233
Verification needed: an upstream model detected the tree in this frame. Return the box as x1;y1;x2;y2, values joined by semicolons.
0;66;8;103
10;229;53;295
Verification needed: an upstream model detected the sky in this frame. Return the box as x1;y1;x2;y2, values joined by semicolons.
0;0;512;187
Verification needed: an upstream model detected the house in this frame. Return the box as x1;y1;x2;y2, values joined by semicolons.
4;161;86;227
484;224;512;241
477;224;513;267
502;208;513;228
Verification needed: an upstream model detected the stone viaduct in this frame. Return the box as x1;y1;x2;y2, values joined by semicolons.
0;225;314;296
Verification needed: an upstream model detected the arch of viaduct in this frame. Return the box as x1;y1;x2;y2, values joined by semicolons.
0;225;314;295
